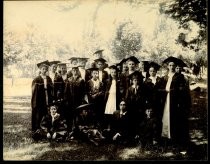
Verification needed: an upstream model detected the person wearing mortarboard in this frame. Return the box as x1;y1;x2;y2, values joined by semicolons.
69;57;79;67
86;67;106;128
119;56;144;99
64;66;86;133
67;57;80;77
125;70;147;142
88;50;104;69
77;57;91;82
31;60;53;134
143;62;163;143
117;58;128;76
160;56;190;150
56;63;70;100
138;61;150;81
48;61;64;101
94;57;109;84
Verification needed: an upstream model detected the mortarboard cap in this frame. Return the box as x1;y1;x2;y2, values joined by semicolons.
75;102;93;113
37;60;50;68
126;56;140;64
163;56;179;65
117;58;127;66
149;62;161;71
128;71;143;80
93;49;104;55
94;57;107;63
71;66;79;70
176;58;188;68
109;65;118;70
49;60;61;66
87;67;99;72
57;63;67;67
68;57;79;63
78;57;89;61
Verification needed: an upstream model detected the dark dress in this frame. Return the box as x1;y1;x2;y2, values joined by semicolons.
31;75;53;132
161;72;190;146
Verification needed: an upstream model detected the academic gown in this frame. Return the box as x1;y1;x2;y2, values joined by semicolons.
64;76;85;130
31;75;53;132
161;72;190;145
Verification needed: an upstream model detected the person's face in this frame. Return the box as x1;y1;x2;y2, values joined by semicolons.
175;66;182;73
96;61;104;70
50;106;58;115
81;110;88;116
79;61;86;68
161;67;169;76
132;78;138;86
72;68;79;76
40;66;48;75
51;64;57;72
110;69;117;78
60;66;67;74
119;101;126;111
168;62;176;72
92;71;99;80
127;61;136;71
149;67;157;77
122;63;128;72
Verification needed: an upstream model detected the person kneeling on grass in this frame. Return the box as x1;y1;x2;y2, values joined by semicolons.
32;102;68;142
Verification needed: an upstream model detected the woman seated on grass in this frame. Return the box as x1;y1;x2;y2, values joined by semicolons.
32;102;68;142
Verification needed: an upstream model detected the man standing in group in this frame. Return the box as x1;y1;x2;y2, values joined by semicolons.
78;57;91;82
48;61;63;101
31;60;53;135
94;58;109;85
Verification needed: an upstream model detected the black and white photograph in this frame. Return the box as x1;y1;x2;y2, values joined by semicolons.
3;0;207;161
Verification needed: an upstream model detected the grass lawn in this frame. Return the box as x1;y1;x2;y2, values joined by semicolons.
3;83;208;161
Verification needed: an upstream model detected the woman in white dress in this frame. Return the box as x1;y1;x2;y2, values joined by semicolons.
161;57;189;148
103;65;121;130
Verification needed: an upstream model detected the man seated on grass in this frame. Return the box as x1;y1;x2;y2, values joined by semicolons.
32;102;68;142
111;100;130;145
68;103;105;146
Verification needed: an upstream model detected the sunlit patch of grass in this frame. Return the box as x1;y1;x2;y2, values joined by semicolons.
118;147;141;160
4;124;28;133
4;142;50;160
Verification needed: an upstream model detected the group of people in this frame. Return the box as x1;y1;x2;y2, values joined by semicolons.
31;50;191;149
